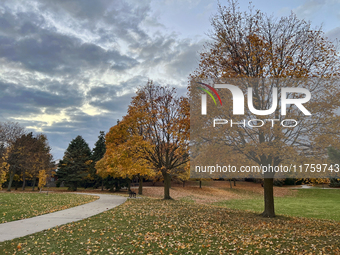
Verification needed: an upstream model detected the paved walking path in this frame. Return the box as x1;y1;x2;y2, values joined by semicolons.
0;193;127;242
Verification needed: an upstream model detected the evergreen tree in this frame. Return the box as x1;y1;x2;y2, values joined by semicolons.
57;135;91;191
90;131;106;189
92;131;106;162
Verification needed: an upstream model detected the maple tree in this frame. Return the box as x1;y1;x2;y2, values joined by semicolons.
96;108;156;195
0;122;25;190
0;122;54;191
191;1;340;217
4;133;53;191
0;170;7;190
0;150;10;190
97;81;190;199
38;170;47;191
30;134;54;191
18;133;54;191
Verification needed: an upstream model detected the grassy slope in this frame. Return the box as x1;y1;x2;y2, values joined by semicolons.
216;189;340;221
0;193;98;223
1;198;339;254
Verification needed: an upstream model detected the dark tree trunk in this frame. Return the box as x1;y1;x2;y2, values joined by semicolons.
199;180;202;188
262;178;275;217
101;179;104;191
163;172;172;199
69;182;77;191
138;175;143;195
127;179;131;192
32;177;36;191
234;179;236;186
7;171;15;191
22;171;26;190
183;181;185;187
115;181;120;192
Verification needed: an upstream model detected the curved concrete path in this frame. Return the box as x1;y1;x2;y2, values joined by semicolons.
0;193;126;242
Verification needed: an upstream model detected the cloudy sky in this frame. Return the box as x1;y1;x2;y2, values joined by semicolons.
0;0;339;160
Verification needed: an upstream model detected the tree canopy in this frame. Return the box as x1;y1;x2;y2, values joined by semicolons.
97;81;190;199
3;132;54;191
190;1;340;217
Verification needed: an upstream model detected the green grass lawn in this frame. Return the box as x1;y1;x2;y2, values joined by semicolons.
0;193;98;223
0;198;339;254
216;189;340;221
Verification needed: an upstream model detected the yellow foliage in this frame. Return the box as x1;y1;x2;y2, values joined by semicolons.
38;170;47;190
96;117;155;179
0;152;10;190
308;178;330;185
96;81;190;186
0;170;7;190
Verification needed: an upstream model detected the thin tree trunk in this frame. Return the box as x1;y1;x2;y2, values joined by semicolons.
138;175;143;195
234;179;236;186
262;178;275;217
101;179;104;191
127;179;131;192
163;172;172;199
69;182;77;191
7;171;14;191
22;171;26;190
115;181;120;192
183;181;185;187
199;180;202;188
32;177;36;191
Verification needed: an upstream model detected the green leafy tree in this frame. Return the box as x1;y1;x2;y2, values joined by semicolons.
57;136;92;191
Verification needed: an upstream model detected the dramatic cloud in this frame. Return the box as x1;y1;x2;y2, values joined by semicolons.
1;0;337;160
325;27;340;43
0;0;207;159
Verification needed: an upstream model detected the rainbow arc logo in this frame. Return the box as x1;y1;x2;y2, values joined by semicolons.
197;82;222;106
197;82;222;110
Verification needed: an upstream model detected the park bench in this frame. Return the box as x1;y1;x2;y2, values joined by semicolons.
128;190;136;198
